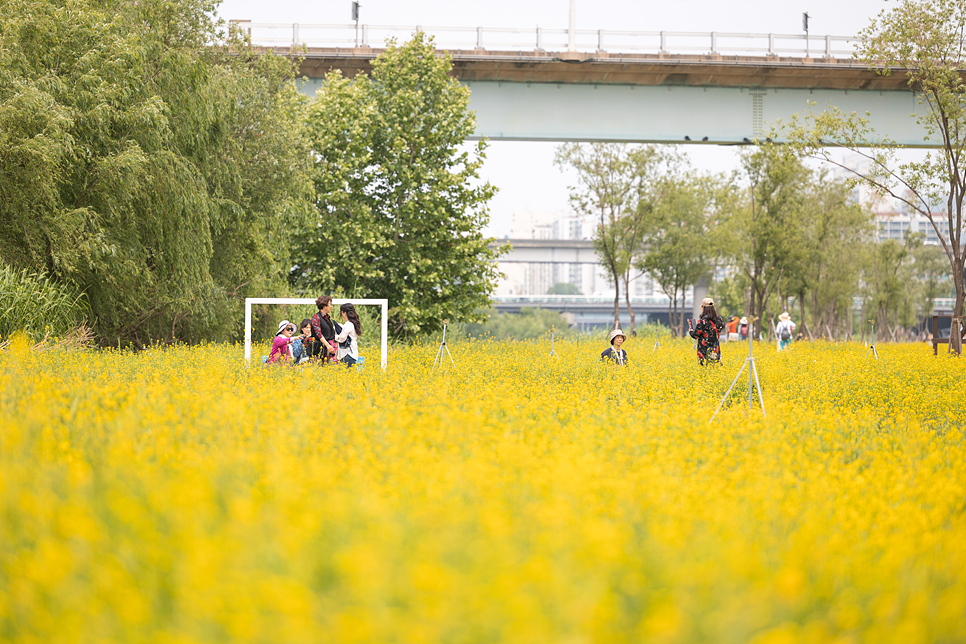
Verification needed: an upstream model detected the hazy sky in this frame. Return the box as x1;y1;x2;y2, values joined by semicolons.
218;0;898;235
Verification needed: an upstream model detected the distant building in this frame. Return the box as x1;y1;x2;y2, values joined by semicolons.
835;154;953;245
495;209;688;301
875;211;950;244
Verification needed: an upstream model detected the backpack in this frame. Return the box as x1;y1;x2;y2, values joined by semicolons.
780;325;791;341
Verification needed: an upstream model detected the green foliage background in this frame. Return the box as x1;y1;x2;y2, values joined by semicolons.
0;0;312;345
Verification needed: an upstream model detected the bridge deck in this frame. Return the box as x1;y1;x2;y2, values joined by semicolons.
297;48;918;91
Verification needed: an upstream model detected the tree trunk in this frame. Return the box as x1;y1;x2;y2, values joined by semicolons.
623;273;636;336
798;290;809;338
756;291;767;342
812;289;821;338
680;292;687;338
952;255;964;355
612;269;621;331
667;297;674;338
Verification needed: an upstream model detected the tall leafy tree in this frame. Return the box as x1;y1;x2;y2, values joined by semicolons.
861;232;953;342
0;0;312;344
730;146;809;338
786;0;966;353
292;33;502;338
785;172;872;340
555;143;661;331
909;234;954;324
867;239;919;341
637;171;723;337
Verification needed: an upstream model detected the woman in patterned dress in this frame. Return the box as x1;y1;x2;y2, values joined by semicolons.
688;297;725;366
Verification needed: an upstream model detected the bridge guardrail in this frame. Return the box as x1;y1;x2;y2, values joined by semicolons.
231;21;857;59
495;295;958;311
493;295;689;306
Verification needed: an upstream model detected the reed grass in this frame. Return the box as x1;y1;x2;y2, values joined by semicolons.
0;266;89;341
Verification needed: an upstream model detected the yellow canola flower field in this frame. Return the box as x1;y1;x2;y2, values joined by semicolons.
1;334;965;644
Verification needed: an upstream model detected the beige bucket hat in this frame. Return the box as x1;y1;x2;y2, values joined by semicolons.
608;328;627;344
779;311;791;321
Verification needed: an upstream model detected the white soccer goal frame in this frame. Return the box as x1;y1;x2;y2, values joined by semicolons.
244;298;389;370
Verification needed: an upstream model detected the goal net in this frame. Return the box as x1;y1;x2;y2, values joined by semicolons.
244;298;388;369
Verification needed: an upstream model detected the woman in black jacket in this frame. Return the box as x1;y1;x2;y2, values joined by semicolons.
310;295;338;362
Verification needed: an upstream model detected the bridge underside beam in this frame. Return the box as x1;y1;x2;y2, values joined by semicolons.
463;81;930;146
494;240;599;264
296;51;936;147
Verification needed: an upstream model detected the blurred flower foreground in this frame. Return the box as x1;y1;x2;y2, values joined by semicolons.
1;335;964;644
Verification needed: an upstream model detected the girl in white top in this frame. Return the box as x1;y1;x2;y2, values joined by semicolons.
334;302;362;365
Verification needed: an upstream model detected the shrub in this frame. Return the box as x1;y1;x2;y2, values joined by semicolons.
0;265;88;340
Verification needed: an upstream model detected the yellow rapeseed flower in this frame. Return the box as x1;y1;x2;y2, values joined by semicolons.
0;337;964;642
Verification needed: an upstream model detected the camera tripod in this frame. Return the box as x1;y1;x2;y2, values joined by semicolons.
432;320;456;369
866;321;878;360
709;322;765;424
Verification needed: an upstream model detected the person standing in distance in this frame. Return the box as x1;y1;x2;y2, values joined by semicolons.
333;302;363;367
688;297;725;366
601;328;628;365
776;311;796;352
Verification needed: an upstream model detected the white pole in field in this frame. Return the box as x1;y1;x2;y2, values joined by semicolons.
380;300;388;370
244;297;388;370
244;302;253;366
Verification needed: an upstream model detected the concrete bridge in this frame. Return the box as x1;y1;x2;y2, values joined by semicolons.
493;295;685;329
487;238;711;321
490;238;597;264
234;22;945;146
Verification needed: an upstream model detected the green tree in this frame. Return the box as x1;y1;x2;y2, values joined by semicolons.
0;0;312;345
867;239;920;341
637;171;723;337
909;234;954;322
730;146;809;338
292;33;503;339
788;172;872;340
867;232;954;341
786;0;966;353
555;143;661;333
